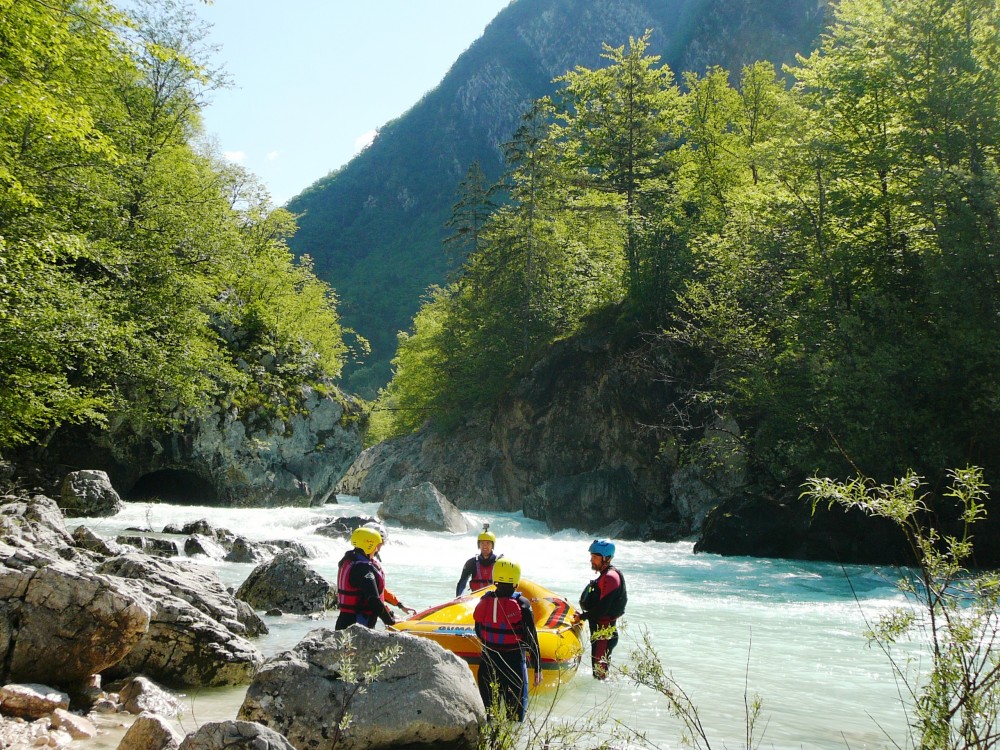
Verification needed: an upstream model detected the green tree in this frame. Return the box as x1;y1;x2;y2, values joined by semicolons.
550;31;683;298
0;0;349;452
444;161;496;268
662;0;1000;486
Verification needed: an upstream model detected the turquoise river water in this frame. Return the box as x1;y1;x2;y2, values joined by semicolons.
69;497;921;749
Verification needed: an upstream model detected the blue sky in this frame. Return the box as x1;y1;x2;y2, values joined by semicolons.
193;1;512;206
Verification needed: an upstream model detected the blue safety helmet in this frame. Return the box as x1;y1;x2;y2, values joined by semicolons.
589;539;615;558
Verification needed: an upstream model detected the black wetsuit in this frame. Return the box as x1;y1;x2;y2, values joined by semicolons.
579;565;627;679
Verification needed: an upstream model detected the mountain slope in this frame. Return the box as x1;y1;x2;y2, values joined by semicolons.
287;0;829;396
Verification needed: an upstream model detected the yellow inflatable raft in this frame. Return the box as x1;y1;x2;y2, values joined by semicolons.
391;579;584;692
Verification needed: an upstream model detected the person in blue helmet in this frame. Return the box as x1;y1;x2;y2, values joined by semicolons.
472;558;542;721
572;539;627;679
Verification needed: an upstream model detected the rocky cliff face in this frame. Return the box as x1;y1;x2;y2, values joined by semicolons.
343;326;915;563
345;326;744;540
27;387;363;507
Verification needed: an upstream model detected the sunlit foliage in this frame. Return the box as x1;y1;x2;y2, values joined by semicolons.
0;0;347;450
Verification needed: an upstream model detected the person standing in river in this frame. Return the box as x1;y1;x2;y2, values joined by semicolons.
572;539;627;679
456;523;502;596
335;526;397;629
472;558;542;721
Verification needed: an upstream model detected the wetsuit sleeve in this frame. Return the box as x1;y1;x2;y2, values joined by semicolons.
519;598;542;672
352;563;395;626
456;557;476;597
383;587;401;607
579;581;600;625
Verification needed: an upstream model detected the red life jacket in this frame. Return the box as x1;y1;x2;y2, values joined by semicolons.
470;557;496;591
337;552;385;615
474;592;524;648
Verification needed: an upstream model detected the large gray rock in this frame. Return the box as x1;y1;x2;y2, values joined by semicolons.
523;466;647;533
40;386;363;508
98;553;260;637
0;553;151;687
60;470;125;517
378;482;472;533
97;554;265;687
119;712;184;750
187;387;361;505
345;427;497;511
0;493;74;549
100;581;263;687
234;551;335;615
238;627;484;750
180;721;295;750
344;332;752;542
0;494;263;692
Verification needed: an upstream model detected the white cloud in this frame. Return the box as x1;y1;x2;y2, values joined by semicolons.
223;150;247;163
354;129;377;153
267;150;281;161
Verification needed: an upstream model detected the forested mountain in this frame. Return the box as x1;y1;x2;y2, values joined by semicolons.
287;0;829;396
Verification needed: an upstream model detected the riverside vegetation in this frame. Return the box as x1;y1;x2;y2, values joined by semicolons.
3;0;1000;747
0;0;351;459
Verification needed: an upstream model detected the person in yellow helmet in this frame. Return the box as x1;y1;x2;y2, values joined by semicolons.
472;558;541;721
456;523;501;596
335;526;396;630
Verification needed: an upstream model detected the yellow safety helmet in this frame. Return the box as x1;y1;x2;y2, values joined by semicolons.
350;526;382;556
492;558;521;586
477;523;496;544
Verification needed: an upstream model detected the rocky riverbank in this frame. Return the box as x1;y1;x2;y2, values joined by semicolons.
0;487;486;749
